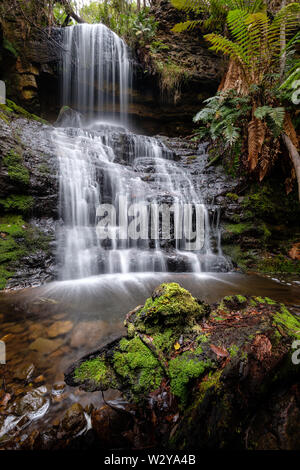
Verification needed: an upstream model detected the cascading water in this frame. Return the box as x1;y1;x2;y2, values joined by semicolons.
61;24;130;122
55;23;230;280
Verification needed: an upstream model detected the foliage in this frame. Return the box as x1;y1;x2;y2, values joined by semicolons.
155;59;190;103
254;106;285;138
204;4;300;88
278;31;300;105
171;0;265;33
3;150;30;185
193;91;251;147
191;3;300;187
79;1;157;45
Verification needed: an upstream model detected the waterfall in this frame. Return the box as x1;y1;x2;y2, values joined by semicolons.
61;23;130;123
55;24;229;280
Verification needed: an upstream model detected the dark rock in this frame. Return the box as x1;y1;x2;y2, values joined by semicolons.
58;403;86;437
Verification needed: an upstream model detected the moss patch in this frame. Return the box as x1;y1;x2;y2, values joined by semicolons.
113;336;164;399
273;305;300;339
0;99;47;124
0;214;51;289
135;282;205;331
3;150;30;185
74;357;116;390
169;352;213;404
0;195;34;213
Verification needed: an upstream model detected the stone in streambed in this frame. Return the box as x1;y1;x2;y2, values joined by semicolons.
48;320;73;338
29;337;64;355
14;363;35;382
58;403;86;437
10;387;49;420
70;320;107;348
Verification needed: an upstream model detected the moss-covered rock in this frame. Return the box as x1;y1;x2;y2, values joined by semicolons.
0;214;52;289
124;282;208;334
66;284;300;449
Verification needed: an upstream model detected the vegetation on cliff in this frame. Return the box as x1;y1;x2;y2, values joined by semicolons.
172;0;300;200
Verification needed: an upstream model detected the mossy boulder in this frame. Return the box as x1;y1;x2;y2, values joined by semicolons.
125;282;208;334
66;283;300;449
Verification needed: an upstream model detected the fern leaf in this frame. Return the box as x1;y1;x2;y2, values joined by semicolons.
172;20;202;32
204;33;249;68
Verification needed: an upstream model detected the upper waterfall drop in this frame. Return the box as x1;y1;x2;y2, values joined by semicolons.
61;23;131;123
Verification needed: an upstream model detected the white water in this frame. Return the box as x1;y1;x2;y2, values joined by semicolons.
55;23;229;280
61;23;130;123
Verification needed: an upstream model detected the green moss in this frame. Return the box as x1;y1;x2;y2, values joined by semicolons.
139;282;204;328
6;99;46;123
0;195;33;213
152;329;174;354
225;222;252;235
0;111;10;124
224;295;246;303
0;216;27;264
222;244;253;271
228;344;239;358
226;192;239;201
154;59;190;100
0;266;14;290
74;357;115;389
0;215;51;290
0;99;47;124
196;334;209;343
257;255;300;274
3;150;30;185
113;336;164;398
169;352;213;404
3;38;19;58
255;296;277;305
196;369;223;404
273;304;300;339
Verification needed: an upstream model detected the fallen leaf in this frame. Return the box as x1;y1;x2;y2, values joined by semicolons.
289;243;300;260
210;344;229;358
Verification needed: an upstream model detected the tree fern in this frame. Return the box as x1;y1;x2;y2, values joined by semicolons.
171;0;265;32
254;106;285;137
204;3;300;86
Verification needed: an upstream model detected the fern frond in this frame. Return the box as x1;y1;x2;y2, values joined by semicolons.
204;33;249;68
254;106;285;137
268;3;300;55
170;0;209;13
171;20;202;32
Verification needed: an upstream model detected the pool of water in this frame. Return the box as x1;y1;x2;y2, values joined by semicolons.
0;272;299;444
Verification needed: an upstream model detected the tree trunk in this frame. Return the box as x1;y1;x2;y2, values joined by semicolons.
282;133;300;201
59;0;85;24
280;0;286;80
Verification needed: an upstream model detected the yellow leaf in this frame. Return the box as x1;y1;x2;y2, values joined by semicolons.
174;342;180;350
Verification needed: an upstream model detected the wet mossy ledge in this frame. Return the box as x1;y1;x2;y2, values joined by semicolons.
221;180;300;276
0;99;56;289
65;282;300;449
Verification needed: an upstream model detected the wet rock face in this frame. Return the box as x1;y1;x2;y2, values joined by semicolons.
65;284;300;450
0;14;59;117
0;106;58;288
